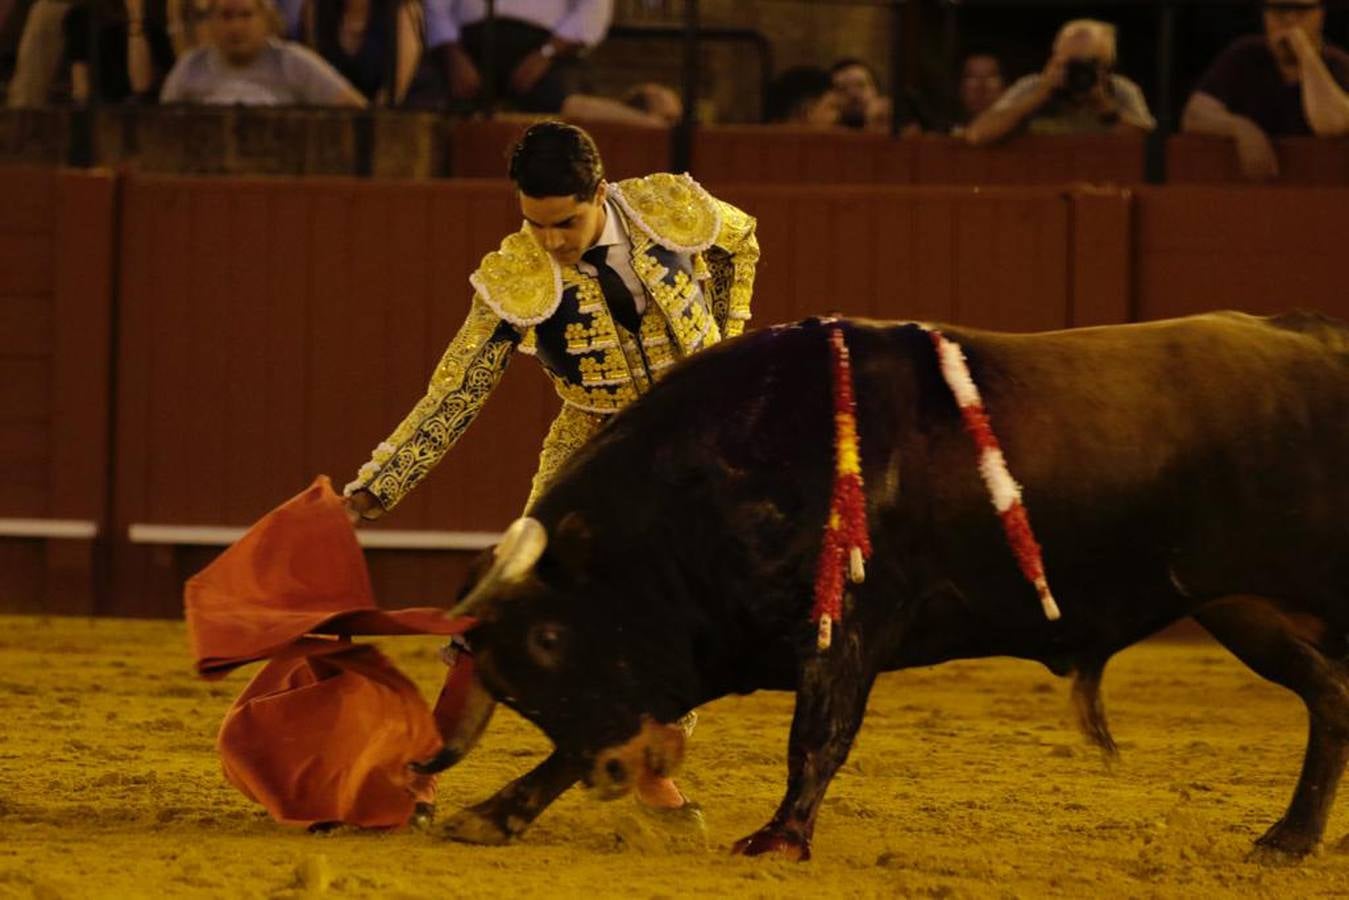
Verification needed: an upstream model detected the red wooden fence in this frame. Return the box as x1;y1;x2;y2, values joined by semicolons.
5;165;1349;617
1134;186;1349;321
0;167;116;614
1167;135;1349;185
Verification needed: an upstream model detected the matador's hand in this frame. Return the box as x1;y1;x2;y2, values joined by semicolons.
343;489;382;526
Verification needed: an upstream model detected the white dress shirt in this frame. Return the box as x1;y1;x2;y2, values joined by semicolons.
424;0;612;51
576;197;647;316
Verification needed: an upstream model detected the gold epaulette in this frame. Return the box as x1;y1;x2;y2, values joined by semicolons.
469;228;562;326
610;173;721;254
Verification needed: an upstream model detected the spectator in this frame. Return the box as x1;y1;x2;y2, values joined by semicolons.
160;0;365;106
6;0;72;105
312;0;419;104
965;19;1154;145
1182;0;1349;181
951;49;1006;133
829;57;891;131
64;0;174;102
167;0;292;50
424;0;608;113
765;65;839;126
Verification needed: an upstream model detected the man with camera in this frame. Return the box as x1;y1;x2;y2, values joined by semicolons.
1182;0;1349;181
965;19;1154;145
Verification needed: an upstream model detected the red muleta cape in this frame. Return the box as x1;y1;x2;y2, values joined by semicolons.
185;476;474;829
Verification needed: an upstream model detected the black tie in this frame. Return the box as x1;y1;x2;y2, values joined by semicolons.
581;245;641;334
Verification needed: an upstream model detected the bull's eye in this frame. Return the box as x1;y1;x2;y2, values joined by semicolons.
526;622;568;669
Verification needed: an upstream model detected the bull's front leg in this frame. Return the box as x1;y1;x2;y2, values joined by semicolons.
441;749;585;845
732;634;876;861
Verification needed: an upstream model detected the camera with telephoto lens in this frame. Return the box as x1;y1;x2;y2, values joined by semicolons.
1062;58;1101;96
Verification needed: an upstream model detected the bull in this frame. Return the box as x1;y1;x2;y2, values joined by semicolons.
427;311;1349;861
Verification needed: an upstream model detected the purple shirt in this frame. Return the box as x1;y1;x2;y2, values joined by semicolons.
1195;34;1349;135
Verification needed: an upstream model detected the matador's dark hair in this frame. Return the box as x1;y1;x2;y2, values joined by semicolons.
507;121;605;200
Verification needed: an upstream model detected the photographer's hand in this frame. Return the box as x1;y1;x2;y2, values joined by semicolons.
1039;53;1068;99
1086;78;1119;116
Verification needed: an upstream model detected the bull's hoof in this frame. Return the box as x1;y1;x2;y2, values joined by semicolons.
409;802;436;832
639;800;707;835
440;808;513;846
731;826;811;861
1249;821;1319;864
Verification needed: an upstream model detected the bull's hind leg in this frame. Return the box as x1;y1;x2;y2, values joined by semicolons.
732;640;876;861
1194;596;1349;859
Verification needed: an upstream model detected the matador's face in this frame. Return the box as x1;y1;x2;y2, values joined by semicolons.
520;184;608;268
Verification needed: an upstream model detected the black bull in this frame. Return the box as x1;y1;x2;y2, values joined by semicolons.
428;311;1349;860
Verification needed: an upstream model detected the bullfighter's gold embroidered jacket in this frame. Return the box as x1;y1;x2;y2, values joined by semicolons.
346;173;759;512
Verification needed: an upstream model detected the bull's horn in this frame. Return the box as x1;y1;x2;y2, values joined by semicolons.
447;517;547;619
495;516;548;581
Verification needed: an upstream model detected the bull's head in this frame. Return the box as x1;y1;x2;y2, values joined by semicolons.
449;514;690;799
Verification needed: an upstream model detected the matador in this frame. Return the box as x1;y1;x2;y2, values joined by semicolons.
342;121;759;823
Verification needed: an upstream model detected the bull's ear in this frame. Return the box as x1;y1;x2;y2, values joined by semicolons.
549;511;592;578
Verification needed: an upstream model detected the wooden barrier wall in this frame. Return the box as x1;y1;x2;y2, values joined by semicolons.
688;130;1147;186
0;167;116;614
6;167;1349;617
1134;186;1349;321
11;109;1349;187
715;184;1110;331
107;186;1095;513
1167;135;1349;185
110;175;554;614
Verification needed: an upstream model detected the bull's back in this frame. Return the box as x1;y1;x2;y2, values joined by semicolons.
936;313;1348;495
924;312;1348;612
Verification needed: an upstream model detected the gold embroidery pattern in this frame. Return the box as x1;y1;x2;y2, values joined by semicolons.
610;173;720;252
560;273;621;356
525;404;608;511
470;229;561;326
639;314;678;374
564;320;619;354
705;247;735;336
577;348;631;386
552;376;639;414
615;325;656;395
518;327;539;356
631;245;720;354
710;199;759;338
346;297;514;511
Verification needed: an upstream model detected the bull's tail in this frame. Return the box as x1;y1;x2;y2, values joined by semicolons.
1071;657;1119;761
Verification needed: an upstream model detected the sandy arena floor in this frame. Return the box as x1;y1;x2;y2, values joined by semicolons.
4;614;1349;898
